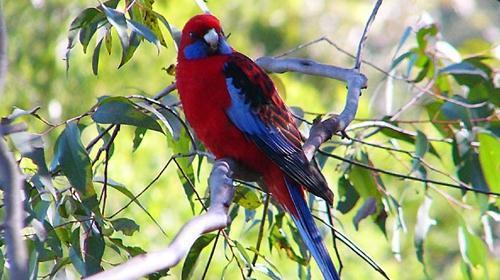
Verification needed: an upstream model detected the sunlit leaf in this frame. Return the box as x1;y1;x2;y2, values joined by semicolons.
101;4;129;57
111;218;140;236
478;132;500;192
439;61;488;80
127;19;160;49
52;122;93;195
336;176;360;214
92;96;163;132
414;196;436;265
458;226;488;268
411;130;429;174
133;127;147;152
234;185;262;209
254;263;282;280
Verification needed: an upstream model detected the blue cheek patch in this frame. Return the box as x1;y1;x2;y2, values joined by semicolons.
183;40;208;59
218;39;232;55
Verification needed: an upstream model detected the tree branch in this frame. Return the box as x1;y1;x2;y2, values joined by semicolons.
85;158;236;280
0;4;29;279
0;138;29;279
255;56;367;161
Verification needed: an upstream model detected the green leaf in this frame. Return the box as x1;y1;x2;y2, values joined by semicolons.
439;61;488;80
101;5;129;57
154;12;181;48
28;246;39;280
234;185;262;209
127;19;160;49
119;30;142;67
181;233;217;280
92;96;163;132
234;240;252;266
395;26;412;56
0;249;4;279
458;226;488;268
104;26;113;54
52;122;94;195
48;257;71;278
108;238;146;257
79;22;98;53
69;228;85;276
349;165;380;199
133;127;147;152
336;176;360;214
416;24;437;51
92;38;103;75
134;102;177;139
84;232;105;276
353;197;377;230
414;196;436;265
253;263;282;280
390;51;412;70
168;129;196;213
411;130;429;173
478;133;500;192
110;218;140;236
268;213;307;265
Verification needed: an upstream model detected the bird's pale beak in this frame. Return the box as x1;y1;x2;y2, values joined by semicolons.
203;28;219;51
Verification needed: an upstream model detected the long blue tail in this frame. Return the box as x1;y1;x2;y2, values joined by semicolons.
285;178;340;280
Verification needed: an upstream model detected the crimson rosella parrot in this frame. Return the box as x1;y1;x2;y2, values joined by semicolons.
176;14;339;280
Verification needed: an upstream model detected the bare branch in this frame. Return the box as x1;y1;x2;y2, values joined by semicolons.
0;138;28;279
85;158;236;280
256;56;367;161
354;0;383;70
152;82;177;100
0;5;29;279
0;1;7;95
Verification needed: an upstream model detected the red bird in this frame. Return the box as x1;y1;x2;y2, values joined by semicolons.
176;14;339;280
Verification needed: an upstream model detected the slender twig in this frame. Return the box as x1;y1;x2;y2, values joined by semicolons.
247;195;270;278
355;0;383;70
201;231;221;280
327;204;343;276
86;124;114;153
108;158;173;219
313;214;390;280
318;149;499;196
152;82;177;100
99;125;120;213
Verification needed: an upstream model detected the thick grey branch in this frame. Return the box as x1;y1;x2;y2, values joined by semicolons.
0;138;28;279
256;56;367;161
85;159;236;280
0;4;28;279
0;0;7;95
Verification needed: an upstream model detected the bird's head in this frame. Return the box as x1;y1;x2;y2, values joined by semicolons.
178;14;233;61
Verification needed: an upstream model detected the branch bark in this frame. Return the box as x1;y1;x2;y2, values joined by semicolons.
0;4;29;279
85;159;236;280
0;138;29;279
255;56;367;161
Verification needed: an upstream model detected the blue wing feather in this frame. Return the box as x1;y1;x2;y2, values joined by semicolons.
223;53;333;203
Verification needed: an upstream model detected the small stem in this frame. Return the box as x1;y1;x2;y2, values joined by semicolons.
247;195;270;277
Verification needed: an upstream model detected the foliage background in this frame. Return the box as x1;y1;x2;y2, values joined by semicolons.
1;0;499;279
